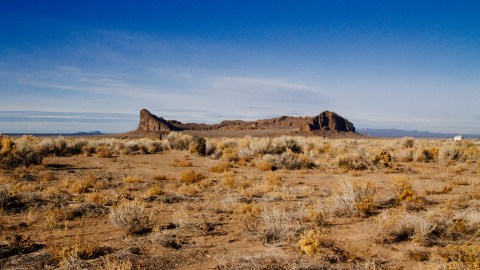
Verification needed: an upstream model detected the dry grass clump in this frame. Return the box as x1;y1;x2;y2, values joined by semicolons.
171;159;193;167
215;252;289;269
9;136;168;160
439;244;480;270
123;176;144;184
370;150;392;168
376;209;470;246
38;171;55;182
264;172;283;188
298;229;325;255
153;174;170;181
377;209;434;244
261;207;295;244
145;184;162;198
0;188;9;211
68;174;97;194
415;147;439;162
177;184;201;196
209;162;232;173
237;136;302;160
0;175;13;184
425;185;453;195
439;144;464;162
336;151;369;170
101;256;133;270
265;151;314;170
84;191;107;204
121;138;165;155
300;204;327;226
219;146;238;162
392;176;416;202
235;137;313;170
0;134;14;155
96;145;113;158
243;172;284;195
109;200;150;235
302;140;331;157
256;160;274;171
407;248;430;261
233;202;261;231
51;237;113;270
180;170;206;184
401;137;415;148
187;136;207;156
395;149;415;162
166;132;195;151
39;136;87;156
43;208;68;232
0;135;44;168
331;180;377;217
140;138;165;154
222;171;237;188
12;182;39;194
149;229;183;250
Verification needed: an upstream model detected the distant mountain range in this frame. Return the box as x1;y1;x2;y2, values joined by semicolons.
359;128;479;138
3;131;104;137
72;131;103;135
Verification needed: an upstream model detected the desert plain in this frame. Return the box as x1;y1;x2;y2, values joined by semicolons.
0;130;479;270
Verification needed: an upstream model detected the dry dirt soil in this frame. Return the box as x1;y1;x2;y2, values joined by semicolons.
0;135;479;270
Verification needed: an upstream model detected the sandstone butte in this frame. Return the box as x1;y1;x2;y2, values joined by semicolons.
136;109;356;134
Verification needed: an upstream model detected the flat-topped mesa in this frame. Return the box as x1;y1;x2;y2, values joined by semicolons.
137;109;182;132
135;109;356;133
215;112;355;132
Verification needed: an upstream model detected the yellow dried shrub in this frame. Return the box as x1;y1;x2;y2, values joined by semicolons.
180;170;206;184
256;160;273;171
171;160;193;167
299;229;325;255
146;184;162;197
123;176;143;184
209;162;232;173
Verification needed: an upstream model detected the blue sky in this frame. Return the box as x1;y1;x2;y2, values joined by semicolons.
1;1;479;134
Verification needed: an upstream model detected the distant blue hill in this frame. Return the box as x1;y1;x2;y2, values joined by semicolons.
359;128;479;138
72;131;103;135
2;131;104;137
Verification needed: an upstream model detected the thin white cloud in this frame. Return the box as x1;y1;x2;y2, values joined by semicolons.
351;113;480;134
210;76;324;106
213;76;310;92
15;66;179;99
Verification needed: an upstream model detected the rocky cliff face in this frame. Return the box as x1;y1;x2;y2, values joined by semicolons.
307;111;355;132
137;109;181;132
136;109;355;133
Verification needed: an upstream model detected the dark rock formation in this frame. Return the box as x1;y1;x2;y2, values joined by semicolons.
137;109;182;132
136;109;355;133
307;111;355;132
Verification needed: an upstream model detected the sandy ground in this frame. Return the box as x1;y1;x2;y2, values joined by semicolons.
0;137;479;269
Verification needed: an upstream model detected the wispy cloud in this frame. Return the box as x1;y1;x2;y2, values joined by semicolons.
0;111;136;123
244;106;272;110
212;76;324;104
0;111;138;133
351;112;480;134
15;65;187;101
213;76;310;91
